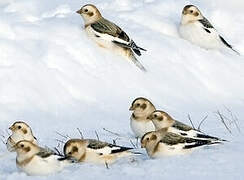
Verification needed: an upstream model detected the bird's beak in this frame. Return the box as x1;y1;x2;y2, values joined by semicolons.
141;143;145;148
9;126;14;131
147;115;152;120
129;106;134;111
76;9;82;14
182;10;187;15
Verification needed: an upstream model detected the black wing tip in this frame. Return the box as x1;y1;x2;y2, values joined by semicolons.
196;133;227;142
219;36;240;55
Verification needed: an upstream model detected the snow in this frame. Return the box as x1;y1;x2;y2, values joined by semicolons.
0;0;244;179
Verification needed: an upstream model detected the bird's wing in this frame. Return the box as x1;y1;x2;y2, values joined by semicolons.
91;18;146;56
91;18;130;43
36;147;57;158
87;139;133;155
199;17;214;29
160;132;219;149
172;121;193;132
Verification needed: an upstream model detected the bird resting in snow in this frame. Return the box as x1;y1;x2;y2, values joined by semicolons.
141;128;221;158
147;110;226;142
179;5;239;55
63;138;140;167
76;4;147;71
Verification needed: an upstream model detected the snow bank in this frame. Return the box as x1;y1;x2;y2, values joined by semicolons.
0;0;243;179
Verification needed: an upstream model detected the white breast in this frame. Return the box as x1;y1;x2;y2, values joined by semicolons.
130;117;155;138
179;22;222;49
18;155;69;176
153;142;193;158
85;26;130;57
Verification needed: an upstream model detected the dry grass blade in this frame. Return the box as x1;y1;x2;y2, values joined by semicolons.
215;111;232;134
55;131;69;139
77;128;84;139
55;139;65;144
187;114;195;129
197;115;208;131
95;131;100;141
103;128;121;137
224;106;241;133
129;139;137;149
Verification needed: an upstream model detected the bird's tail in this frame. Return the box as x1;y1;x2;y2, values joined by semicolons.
130;54;147;72
130;40;147;56
219;35;240;55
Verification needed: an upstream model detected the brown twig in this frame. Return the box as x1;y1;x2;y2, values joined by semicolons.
197;115;208;131
215;111;232;134
187;114;195;129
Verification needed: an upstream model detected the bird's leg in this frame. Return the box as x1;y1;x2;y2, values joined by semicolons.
105;162;109;169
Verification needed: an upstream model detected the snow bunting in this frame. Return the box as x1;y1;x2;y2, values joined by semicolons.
129;97;156;138
147;110;225;142
6;121;37;152
14;140;74;176
76;4;147;71
179;5;239;54
64;138;139;166
141;128;220;158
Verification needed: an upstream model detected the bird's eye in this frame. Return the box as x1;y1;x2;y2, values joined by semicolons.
154;114;157;118
146;137;149;141
136;103;140;107
20;144;24;148
18;126;21;129
190;10;193;13
68;152;72;155
84;9;88;12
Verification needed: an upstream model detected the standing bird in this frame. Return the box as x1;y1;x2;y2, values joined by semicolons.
14;140;74;176
76;4;147;71
6;121;37;152
141;128;220;158
147;110;226;142
179;5;239;54
63;138;139;167
129;97;156;138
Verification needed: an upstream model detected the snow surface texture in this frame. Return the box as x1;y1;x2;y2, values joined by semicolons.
0;0;244;179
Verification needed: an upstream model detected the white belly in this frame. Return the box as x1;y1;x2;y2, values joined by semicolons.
85;26;130;57
130;118;155;138
18;156;67;176
179;23;222;49
152;143;193;158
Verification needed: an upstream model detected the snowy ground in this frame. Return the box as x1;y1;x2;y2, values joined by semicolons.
0;0;244;179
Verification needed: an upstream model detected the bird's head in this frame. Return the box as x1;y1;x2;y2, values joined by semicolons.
9;121;33;137
63;139;86;162
181;5;203;24
14;140;38;156
129;97;156;118
147;110;173;130
76;4;102;25
141;131;158;149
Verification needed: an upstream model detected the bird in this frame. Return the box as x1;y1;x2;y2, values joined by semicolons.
76;4;147;71
141;128;220;158
179;5;239;54
63;138;140;167
6;121;37;152
147;110;226;142
14;140;75;176
129;97;156;138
